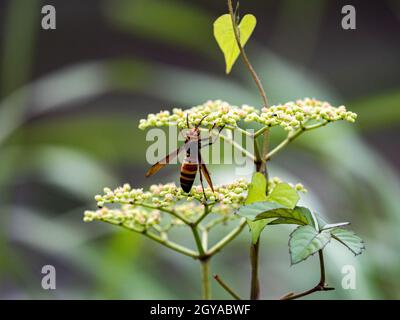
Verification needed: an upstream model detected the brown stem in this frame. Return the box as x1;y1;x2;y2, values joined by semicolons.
250;239;260;299
279;250;335;300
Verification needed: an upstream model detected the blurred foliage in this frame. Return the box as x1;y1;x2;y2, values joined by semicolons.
0;0;399;299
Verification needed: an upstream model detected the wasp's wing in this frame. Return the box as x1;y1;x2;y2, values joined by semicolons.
198;152;214;192
145;145;185;177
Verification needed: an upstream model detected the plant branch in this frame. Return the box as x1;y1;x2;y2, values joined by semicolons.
227;0;269;108
235;126;255;137
102;219;198;259
279;250;334;300
193;204;211;226
201;127;256;161
253;126;269;138
219;132;257;162
207;218;247;256
265;121;329;162
191;226;206;257
214;274;242;300
250;238;260;299
201;259;211;299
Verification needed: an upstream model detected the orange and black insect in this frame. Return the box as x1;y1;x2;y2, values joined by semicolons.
145;115;224;200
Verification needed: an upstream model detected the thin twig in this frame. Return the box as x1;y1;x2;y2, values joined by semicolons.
214;274;242;300
279;250;335;300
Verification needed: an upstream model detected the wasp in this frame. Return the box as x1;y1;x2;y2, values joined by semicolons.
145;115;224;200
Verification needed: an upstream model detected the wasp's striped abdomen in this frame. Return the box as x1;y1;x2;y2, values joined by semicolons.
180;162;198;193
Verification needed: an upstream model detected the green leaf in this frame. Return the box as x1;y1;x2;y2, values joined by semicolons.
289;225;331;265
243;172;270;243
266;183;299;209
237;203;314;225
331;228;365;256
238;201;286;220
245;172;268;204
247;218;276;244
266;206;316;226
213;13;256;74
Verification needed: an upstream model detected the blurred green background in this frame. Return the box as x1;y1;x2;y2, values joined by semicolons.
0;0;399;299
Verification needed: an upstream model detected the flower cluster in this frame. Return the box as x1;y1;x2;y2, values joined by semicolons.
83;177;306;231
138;100;258;130
247;98;357;131
84;205;161;231
268;177;307;193
138;98;357;132
84;180;250;230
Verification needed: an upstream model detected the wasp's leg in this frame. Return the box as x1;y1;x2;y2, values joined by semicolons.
198;164;208;202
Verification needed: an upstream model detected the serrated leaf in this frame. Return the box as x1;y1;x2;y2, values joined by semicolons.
266;206;315;226
331;228;365;256
245;172;268;204
289;225;331;265
213;14;256;74
266;183;300;209
247;218;276;244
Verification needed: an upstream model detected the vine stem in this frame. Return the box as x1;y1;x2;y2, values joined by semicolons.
227;0;269;108
279;250;334;300
227;0;271;300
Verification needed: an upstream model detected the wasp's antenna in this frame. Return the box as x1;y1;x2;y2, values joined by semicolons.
196;115;208;128
186;113;190;129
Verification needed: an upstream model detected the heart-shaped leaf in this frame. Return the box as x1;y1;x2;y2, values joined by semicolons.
245;172;268;205
266;183;300;209
289;225;331;265
213;13;257;74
